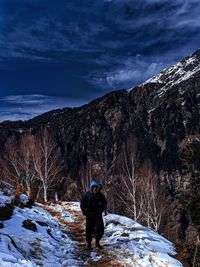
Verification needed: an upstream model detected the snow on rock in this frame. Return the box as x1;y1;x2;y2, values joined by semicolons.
19;194;29;205
127;50;200;102
63;202;81;212
103;214;183;267
144;54;200;87
0;192;79;267
45;203;76;222
0;191;13;207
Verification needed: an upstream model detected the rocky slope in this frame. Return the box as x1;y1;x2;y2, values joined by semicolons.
1;49;200;264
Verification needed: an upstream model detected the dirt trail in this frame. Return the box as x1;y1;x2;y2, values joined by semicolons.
42;202;127;267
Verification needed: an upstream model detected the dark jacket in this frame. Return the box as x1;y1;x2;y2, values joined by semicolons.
98;192;107;214
81;191;106;217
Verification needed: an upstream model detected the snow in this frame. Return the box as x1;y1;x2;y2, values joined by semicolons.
144;72;163;85
0;191;13;207
45;203;76;222
103;214;183;266
19;194;29;205
142;54;200;93
127;52;200;103
0;192;79;267
17;129;24;134
143;53;200;102
90;252;102;262
0;192;183;267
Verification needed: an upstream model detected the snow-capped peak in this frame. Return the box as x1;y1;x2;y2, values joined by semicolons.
144;49;200;88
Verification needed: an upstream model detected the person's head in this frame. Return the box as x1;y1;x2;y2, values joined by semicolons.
89;178;99;193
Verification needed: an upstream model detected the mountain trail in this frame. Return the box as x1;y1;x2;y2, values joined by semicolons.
42;202;126;267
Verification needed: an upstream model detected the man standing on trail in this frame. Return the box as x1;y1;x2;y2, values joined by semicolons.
80;178;107;250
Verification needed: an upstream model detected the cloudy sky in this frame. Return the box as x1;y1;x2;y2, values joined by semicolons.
0;0;200;121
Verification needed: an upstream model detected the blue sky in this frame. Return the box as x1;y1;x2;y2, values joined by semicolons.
0;0;200;121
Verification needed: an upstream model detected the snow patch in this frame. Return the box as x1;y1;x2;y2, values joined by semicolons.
19;194;29;205
0;191;13;207
0;192;79;267
103;214;183;267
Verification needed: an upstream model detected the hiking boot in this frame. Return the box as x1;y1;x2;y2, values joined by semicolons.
95;241;103;249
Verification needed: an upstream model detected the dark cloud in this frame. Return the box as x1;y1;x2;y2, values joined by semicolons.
0;0;200;120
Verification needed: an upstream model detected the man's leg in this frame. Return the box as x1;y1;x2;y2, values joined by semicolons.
86;217;95;249
95;216;104;248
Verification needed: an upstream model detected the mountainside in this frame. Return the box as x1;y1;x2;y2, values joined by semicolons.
1;49;200;265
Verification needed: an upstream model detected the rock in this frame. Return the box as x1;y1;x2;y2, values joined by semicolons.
121;233;129;237
14;195;34;208
36;221;48;227
22;219;37;232
0;203;14;221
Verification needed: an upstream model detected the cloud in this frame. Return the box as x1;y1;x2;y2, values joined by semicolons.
89;55;165;89
1;1;200;58
0;94;87;122
83;0;200;90
88;41;200;90
0;1;200;66
0;0;200;116
2;95;56;105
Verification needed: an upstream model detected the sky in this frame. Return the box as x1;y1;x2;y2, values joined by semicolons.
0;0;200;121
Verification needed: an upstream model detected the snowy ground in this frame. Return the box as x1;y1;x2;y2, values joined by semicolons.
41;201;183;267
103;214;182;267
0;191;183;266
0;192;79;267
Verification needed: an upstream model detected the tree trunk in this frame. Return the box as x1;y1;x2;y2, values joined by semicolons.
43;184;48;202
55;192;58;202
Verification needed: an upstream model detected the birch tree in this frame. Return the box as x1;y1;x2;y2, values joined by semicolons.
79;159;93;194
1;136;20;189
1;134;35;197
117;138;142;221
139;160;163;231
32;128;62;202
19;134;35;198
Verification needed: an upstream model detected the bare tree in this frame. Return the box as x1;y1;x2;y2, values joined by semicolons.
117;138;142;221
79;159;93;194
32;128;62;202
139;160;163;231
116;137;163;231
19;134;35;198
1;136;21;188
1;134;35;197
